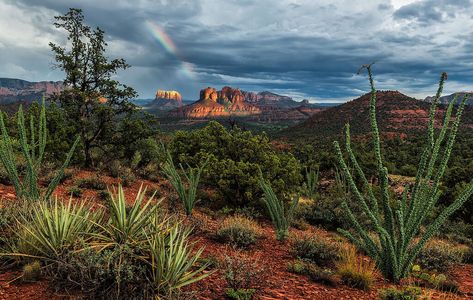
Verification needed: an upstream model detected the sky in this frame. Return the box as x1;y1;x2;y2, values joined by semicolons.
0;0;472;103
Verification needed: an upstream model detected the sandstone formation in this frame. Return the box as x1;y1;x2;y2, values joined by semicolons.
147;89;183;110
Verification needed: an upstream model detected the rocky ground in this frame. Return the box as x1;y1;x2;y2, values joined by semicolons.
0;170;472;300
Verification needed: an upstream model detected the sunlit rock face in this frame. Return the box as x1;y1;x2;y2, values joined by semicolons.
178;86;261;118
156;90;182;102
146;89;183;110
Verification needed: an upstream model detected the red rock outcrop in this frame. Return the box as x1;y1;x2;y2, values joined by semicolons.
0;78;63;104
147;89;183;110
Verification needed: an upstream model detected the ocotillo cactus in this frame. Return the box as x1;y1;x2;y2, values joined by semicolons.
333;66;473;282
0;100;79;201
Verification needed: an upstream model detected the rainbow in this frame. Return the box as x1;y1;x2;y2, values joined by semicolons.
144;20;195;78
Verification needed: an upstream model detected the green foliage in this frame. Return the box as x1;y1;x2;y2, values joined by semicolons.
415;240;464;272
222;253;267;292
15;199;97;260
93;185;159;247
336;243;376;291
162;150;206;216
0;100;79;201
334;66;473;282
146;223;210;298
226;288;256;300
67;186;82;197
378;286;423;300
304;167;319;199
77;176;106;190
290;234;339;267
259;176;298;241
49;8;158;167
170;121;301;207
216;215;261;249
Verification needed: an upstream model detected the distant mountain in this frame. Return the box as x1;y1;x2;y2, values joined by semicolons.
0;78;63;104
284;90;473;140
424;92;473;105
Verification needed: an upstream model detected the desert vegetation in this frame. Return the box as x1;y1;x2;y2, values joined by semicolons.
1;8;473;300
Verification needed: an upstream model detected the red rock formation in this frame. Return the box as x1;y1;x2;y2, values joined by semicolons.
156;90;182;102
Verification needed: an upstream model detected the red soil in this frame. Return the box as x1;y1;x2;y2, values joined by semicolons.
1;170;472;299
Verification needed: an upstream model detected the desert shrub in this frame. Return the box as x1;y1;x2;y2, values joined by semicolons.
41;169;74;186
50;244;149;298
77;176;106;190
223;253;267;297
138;162;160;181
287;260;307;274
67;186;82;197
226;288;256;300
336;243;376;291
287;259;337;286
97;189;111;201
291;233;339;267
378;286;424;300
303;167;319;200
305;264;337;286
216;215;261;248
170;121;301;207
415;240;464;272
334;68;473;282
120;167;136;187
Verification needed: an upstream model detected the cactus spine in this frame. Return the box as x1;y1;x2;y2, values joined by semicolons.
334;66;473;282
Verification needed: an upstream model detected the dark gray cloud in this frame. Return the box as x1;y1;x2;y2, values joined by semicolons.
1;0;473;102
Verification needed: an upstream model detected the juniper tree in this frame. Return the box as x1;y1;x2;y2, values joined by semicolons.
49;8;138;167
334;65;473;282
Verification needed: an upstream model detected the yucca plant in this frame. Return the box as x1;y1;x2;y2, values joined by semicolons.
304;167;319;200
146;222;210;298
259;175;299;241
161;151;207;216
333;65;473;282
0;100;79;201
92;184;160;248
13;199;96;261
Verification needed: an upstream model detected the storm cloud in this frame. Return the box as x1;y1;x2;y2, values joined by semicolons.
0;0;472;102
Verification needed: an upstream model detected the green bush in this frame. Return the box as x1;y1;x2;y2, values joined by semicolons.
415;240;464;272
216;215;261;248
226;288;256;300
67;186;82;197
77;176;106;190
291;234;339;267
378;286;423;300
222;253;267;293
170;121;301;207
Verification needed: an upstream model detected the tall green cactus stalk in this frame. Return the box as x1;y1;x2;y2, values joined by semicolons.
334;65;473;282
259;175;299;241
304;167;319;200
0;100;79;201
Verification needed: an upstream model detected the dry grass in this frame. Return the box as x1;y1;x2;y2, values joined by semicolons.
216;215;262;248
336;243;377;291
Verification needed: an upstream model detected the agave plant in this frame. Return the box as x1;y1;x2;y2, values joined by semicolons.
161;150;207;216
146;222;210;297
259;174;299;241
92;184;160;249
0;100;79;201
14;199;96;260
334;66;473;282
